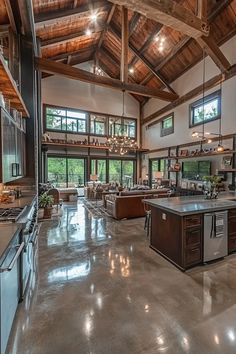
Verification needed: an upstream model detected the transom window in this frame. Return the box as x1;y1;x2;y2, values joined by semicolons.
160;113;174;137
190;90;221;127
109;117;136;138
44;105;137;138
46;106;87;133
90;114;106;135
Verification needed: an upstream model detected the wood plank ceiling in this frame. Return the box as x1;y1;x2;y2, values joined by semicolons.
1;0;236;104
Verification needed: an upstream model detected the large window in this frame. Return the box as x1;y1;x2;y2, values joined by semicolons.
109;160;135;186
160;113;174;137
91;159;106;182
47;157;85;187
190;90;221;127
46;106;88;133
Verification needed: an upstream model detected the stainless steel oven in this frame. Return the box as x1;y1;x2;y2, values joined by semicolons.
0;230;24;354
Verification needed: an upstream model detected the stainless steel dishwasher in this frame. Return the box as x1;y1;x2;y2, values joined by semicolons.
204;211;228;262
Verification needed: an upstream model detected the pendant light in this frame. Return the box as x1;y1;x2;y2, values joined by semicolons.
216;78;224;152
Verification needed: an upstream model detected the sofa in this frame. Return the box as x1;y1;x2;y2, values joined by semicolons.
57;188;78;201
105;189;171;219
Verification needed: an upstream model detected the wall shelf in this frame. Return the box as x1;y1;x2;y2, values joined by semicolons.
42;141;145;152
218;169;236;173
168;150;236;160
0;53;29;117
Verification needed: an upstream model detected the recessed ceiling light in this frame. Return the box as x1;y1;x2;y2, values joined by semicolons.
160;37;165;43
155;36;159;42
159;45;164;52
91;13;98;21
129;67;134;74
85;29;92;36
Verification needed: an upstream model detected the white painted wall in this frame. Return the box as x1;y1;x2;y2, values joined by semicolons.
141;35;236;182
42;61;139;119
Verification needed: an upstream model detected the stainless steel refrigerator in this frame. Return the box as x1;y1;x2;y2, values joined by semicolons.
204;211;228;262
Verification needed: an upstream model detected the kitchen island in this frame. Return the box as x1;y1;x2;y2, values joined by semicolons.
145;195;236;270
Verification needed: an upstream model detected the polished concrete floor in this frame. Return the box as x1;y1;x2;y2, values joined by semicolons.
6;201;236;354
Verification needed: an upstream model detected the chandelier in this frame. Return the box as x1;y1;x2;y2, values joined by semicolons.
106;90;138;155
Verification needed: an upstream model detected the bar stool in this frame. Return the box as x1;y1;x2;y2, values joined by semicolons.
143;199;152;239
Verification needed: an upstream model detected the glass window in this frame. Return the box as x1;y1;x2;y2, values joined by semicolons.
47;157;85;188
160;114;174;137
109;160;121;183
122;160;134;187
90;115;106;135
45;105;87;133
190;91;221;127
109;117;136;138
47;157;67;188
91;159;106;182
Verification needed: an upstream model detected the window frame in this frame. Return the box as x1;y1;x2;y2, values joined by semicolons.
43;104;137;139
45;104;89;135
189;90;221;128
160;113;174;137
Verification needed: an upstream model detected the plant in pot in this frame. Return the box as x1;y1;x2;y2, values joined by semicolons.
39;192;54;219
203;175;221;199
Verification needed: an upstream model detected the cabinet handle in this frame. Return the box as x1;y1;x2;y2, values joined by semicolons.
0;242;24;272
191;248;199;252
189;230;200;234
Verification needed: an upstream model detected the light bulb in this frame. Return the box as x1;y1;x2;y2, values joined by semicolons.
207;139;212;144
85;29;92;36
91;13;97;21
129;67;134;74
217;144;224;152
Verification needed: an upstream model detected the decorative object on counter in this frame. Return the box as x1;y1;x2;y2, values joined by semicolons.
180;149;188;157
38;192;54;219
42;132;52;142
203;175;221;199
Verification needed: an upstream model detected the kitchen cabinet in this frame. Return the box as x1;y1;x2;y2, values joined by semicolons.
0;108;26;183
228;209;236;253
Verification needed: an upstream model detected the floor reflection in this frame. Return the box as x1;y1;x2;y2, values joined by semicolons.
48;261;91;283
47;203;108;246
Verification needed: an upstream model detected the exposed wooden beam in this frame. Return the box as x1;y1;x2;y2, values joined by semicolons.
140;0;233;88
94;4;116;67
109;24;176;94
129;12;140;36
129;24;163;68
4;0;17;33
140;36;189;85
121;6;129;83
142;63;236;125
18;0;38;55
35;57;179;101
108;0;209;38
35;1;109;27
41;25;105;48
196;35;231;73
47;46;96;61
197;0;207;21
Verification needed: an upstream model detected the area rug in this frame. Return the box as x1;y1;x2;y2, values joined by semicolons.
82;198;111;218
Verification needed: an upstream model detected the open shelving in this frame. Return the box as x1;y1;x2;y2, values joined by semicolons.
0;53;29;117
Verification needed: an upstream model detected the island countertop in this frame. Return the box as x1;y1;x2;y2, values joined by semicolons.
144;192;236;216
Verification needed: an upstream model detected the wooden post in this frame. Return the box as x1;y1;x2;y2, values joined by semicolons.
120;6;128;83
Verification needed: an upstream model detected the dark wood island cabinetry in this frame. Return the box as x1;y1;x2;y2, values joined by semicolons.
147;196;236;271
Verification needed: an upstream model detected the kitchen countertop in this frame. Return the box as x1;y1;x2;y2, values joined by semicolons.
0;224;22;265
0;191;37;209
144;192;236;216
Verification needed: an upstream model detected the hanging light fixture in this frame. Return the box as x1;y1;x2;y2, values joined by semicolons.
192;49;224;152
216;78;224;152
106;90;138;155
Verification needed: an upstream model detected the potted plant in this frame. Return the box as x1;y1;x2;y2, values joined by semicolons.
203;175;221;199
39;192;54;219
